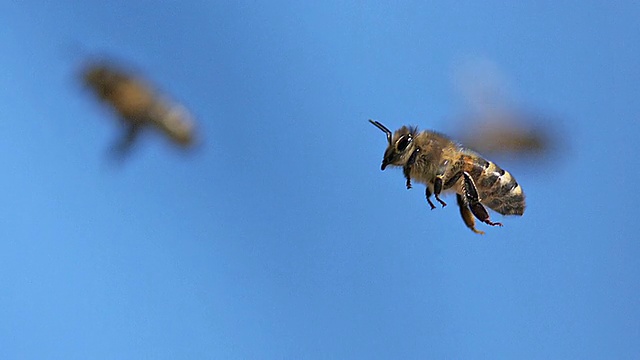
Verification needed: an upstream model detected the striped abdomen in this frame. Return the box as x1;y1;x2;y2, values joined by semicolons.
463;156;526;216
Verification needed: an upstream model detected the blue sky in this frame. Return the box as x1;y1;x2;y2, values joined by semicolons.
1;1;639;358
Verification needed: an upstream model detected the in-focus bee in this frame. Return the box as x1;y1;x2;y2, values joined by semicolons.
369;119;525;234
82;61;195;156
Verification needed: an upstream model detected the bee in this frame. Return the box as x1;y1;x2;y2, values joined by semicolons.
82;61;195;156
452;58;556;161
455;108;556;161
459;118;550;157
369;119;525;234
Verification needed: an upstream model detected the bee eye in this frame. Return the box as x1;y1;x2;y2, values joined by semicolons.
396;135;412;152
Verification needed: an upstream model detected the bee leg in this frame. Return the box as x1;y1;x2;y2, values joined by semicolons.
111;123;141;159
403;148;420;189
443;171;463;189
462;172;503;227
403;166;412;189
425;188;436;210
432;176;447;207
456;194;485;234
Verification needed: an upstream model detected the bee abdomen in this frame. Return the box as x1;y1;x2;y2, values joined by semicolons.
148;102;194;145
478;162;526;216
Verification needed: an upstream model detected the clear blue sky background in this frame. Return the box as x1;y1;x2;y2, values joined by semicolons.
1;1;639;359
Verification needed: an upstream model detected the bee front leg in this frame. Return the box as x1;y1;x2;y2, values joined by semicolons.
457;194;485;234
425;188;436;210
403;166;412;189
461;172;502;227
403;148;420;189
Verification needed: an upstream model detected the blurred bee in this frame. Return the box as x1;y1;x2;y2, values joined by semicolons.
452;58;556;161
369;119;525;234
457;113;553;160
82;61;195;156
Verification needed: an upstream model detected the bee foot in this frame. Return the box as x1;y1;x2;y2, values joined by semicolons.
426;197;436;210
484;220;503;227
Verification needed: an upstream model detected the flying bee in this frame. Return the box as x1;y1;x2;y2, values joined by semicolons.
452;58;557;161
458;118;551;158
454;108;557;163
82;61;195;156
369;119;525;234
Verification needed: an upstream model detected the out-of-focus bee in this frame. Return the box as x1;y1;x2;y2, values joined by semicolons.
452;59;556;161
82;61;195;156
369;119;525;235
457;113;553;160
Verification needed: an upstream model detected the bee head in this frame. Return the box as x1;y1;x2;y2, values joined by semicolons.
82;64;127;97
369;120;417;170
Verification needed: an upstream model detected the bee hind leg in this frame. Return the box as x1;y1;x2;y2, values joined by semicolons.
456;194;485;234
462;172;502;227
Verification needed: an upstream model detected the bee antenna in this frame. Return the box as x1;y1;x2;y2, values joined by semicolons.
369;119;392;145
